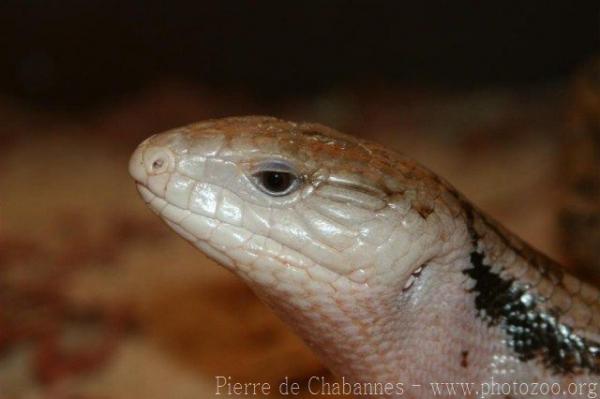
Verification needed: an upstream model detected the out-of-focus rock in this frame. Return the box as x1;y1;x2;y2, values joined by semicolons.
560;58;600;284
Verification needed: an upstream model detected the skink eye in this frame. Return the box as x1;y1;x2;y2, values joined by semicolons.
251;162;300;196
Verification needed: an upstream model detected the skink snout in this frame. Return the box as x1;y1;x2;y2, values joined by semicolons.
129;144;175;185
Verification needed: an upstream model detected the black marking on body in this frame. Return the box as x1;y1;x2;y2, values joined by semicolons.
457;196;565;286
463;239;600;375
457;202;600;374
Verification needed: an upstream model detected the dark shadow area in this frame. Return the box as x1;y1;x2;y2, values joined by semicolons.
0;1;597;111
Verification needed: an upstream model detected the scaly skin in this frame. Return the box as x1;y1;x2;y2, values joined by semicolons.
129;116;599;398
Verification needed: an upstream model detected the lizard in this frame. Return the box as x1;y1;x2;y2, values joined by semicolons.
129;116;599;398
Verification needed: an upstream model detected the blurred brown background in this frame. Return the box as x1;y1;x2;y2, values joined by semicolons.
0;2;598;398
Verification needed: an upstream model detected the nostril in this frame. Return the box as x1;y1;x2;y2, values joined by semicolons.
144;148;174;175
152;158;164;171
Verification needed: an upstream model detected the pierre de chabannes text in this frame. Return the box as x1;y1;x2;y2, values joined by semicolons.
214;375;598;397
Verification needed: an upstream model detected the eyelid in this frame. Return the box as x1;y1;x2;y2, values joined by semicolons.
250;160;298;174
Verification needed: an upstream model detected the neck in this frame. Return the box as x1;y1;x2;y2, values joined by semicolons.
247;276;404;383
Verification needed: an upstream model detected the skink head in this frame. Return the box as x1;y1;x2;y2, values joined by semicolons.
129;116;453;294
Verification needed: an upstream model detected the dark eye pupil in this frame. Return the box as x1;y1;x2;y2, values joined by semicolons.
258;171;294;194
